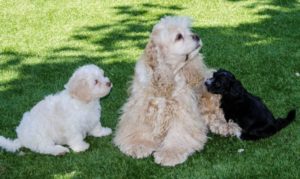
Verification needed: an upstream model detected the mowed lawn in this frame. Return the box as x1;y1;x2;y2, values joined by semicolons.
0;0;299;178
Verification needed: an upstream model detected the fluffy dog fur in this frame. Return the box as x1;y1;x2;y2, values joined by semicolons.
0;64;112;155
113;16;240;166
205;69;296;140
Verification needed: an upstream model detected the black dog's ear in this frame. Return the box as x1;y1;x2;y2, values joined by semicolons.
217;69;236;79
218;68;227;72
217;68;227;74
229;71;236;79
215;68;227;77
230;81;244;97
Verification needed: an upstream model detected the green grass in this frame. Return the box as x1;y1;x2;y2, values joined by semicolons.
0;0;299;178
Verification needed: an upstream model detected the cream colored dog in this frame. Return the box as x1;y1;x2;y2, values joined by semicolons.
0;64;112;155
114;16;241;166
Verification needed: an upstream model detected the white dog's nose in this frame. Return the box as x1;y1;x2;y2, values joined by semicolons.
103;77;112;87
192;34;200;41
106;82;112;87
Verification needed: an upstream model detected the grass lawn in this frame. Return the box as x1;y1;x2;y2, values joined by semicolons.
0;0;299;178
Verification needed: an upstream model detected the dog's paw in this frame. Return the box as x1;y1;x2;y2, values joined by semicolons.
94;127;112;137
154;149;188;167
53;146;70;156
227;120;242;138
234;130;241;138
70;142;90;153
89;126;112;137
209;123;230;137
100;127;112;136
120;140;156;159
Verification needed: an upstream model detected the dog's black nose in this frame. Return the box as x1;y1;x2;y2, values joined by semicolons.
106;82;112;87
204;81;209;87
192;34;200;41
204;79;212;87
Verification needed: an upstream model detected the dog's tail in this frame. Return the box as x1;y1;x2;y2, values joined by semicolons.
274;109;296;132
0;136;21;153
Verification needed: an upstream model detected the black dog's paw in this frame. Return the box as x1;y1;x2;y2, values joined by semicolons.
240;133;260;140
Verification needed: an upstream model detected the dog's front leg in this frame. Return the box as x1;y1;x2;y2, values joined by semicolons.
206;117;241;138
200;92;241;137
88;123;112;137
153;121;207;167
113;96;161;159
153;97;207;167
114;127;159;159
68;135;90;153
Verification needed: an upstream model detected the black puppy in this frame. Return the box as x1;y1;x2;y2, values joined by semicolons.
205;69;296;140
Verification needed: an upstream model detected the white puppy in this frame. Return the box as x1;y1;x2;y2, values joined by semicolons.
0;64;112;155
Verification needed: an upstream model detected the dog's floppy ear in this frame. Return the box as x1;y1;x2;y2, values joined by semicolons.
229;80;244;97
218;68;227;73
145;40;158;70
66;75;93;103
218;69;236;79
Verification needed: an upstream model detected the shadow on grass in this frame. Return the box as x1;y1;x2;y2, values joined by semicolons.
194;0;299;111
0;2;184;138
197;6;299;71
0;50;33;69
0;1;299;178
227;0;298;8
69;3;183;52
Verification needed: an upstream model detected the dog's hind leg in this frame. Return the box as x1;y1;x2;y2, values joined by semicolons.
43;145;70;155
240;132;261;140
113;109;160;159
241;124;279;140
19;132;70;155
114;96;169;159
32;143;70;156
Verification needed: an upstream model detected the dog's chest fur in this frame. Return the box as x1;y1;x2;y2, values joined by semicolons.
221;96;246;121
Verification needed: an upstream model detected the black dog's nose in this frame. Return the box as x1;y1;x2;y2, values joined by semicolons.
204;79;213;87
192;34;200;41
204;81;209;87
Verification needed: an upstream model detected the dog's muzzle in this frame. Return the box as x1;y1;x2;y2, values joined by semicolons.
205;79;213;87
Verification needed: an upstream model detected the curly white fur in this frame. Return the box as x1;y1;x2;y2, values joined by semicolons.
0;64;112;155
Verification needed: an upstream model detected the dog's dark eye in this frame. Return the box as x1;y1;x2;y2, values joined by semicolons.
175;33;183;41
95;80;99;85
